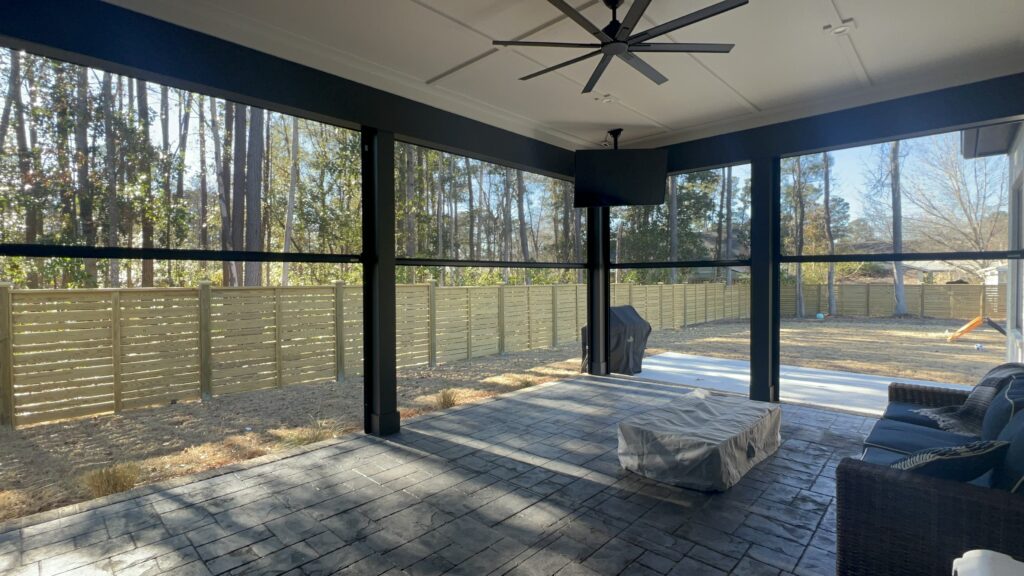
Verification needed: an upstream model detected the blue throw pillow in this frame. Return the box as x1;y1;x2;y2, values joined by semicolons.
993;412;1024;493
891;440;1009;481
982;375;1024;440
913;364;1024;436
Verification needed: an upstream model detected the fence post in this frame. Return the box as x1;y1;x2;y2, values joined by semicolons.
920;285;926;317
980;286;987;318
865;284;871;317
0;283;14;429
111;291;123;412
466;288;473;360
682;285;688;327
704;284;709;323
334;280;346;383
427;280;437;367
575;284;581;341
551;286;559;347
274;287;284;388
657;283;665;328
198;281;213;402
498;284;506;354
526;286;533;349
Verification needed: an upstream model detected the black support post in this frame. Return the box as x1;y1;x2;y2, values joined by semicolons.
749;157;781;402
586;206;610;375
362;127;400;435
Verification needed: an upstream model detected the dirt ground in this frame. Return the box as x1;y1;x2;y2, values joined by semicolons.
646;317;1005;386
0;317;1005;522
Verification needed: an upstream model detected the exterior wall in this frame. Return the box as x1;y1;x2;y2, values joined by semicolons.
1008;127;1024;361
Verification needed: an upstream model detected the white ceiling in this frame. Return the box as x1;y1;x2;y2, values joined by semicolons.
104;0;1024;150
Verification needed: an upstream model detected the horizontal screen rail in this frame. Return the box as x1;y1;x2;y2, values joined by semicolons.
780;251;1022;264
397;258;586;269
0;244;363;264
611;259;751;269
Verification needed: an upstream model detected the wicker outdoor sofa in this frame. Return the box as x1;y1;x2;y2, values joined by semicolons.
836;382;1024;576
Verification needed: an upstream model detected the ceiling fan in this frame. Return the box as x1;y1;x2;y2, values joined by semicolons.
493;0;747;93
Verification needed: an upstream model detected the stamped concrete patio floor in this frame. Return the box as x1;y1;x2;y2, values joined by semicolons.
0;376;872;576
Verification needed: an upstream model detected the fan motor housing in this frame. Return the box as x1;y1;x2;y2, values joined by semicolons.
602;42;629;56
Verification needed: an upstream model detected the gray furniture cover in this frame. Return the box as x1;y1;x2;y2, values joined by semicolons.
618;389;781;491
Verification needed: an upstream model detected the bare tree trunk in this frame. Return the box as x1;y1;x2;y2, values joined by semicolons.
244;108;264;286
102;72;120;287
668;176;679;284
404;145;417;259
574;194;583;284
715;169;726;270
823;152;837;315
55;68;76;270
0;50;13;155
516;170;530;267
891;141;908;315
75;67;97;285
160;85;171;283
12;52;39;287
212;99;234;286
137;79;154;287
198;95;208;274
615;222;624;284
172;93;192;276
465;156;475;260
450;157;458;258
282;116;298;286
502;168;512;283
724;166;734;286
231;103;247;286
794;157;805;318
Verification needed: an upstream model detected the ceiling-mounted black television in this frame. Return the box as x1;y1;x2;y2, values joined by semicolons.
573;148;668;207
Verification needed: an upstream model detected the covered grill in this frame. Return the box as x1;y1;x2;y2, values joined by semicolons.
581;305;652;376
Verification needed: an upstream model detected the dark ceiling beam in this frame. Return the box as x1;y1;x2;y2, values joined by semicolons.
663;72;1024;173
0;0;575;178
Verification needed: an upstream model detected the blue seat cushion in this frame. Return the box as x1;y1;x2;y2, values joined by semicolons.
860;446;906;466
883;402;944;429
992;411;1024;493
865;418;977;455
890;441;1009;481
981;375;1024;440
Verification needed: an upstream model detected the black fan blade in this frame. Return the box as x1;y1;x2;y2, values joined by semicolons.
583;53;614;93
547;0;613;42
629;0;748;44
520;50;602;81
617;52;668;85
493;40;602;48
631;42;734;53
617;0;652;40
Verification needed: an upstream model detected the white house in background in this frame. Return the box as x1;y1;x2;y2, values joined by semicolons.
981;265;1008;286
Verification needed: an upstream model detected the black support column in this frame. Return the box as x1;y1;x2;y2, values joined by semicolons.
749;157;781;402
362;127;400;435
586;206;610;375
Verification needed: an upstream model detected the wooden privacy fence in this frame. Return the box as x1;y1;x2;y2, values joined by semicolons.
781;283;1007;319
0;280;1001;428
